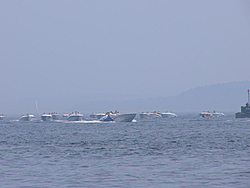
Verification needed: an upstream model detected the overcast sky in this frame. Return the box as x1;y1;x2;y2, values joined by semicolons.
1;0;250;102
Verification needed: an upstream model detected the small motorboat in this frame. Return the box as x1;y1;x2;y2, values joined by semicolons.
160;111;177;118
67;111;83;121
100;111;136;122
90;112;106;120
110;113;137;122
51;112;60;120
19;114;35;121
41;113;53;121
199;111;212;118
211;111;225;117
62;113;69;118
139;111;162;119
0;114;5;120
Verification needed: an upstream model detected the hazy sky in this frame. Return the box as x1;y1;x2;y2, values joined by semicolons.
1;0;250;101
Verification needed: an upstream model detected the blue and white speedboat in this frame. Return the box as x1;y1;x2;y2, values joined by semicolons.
100;111;136;122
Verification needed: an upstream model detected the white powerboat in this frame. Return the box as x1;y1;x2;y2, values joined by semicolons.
41;114;53;121
110;113;137;122
139;111;162;119
199;111;212;118
160;112;177;118
67;112;83;121
211;111;225;117
51;113;60;120
100;111;136;122
90;113;106;120
62;113;69;118
0;114;5;120
19;114;35;121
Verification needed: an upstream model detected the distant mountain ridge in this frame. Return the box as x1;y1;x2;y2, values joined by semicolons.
75;81;250;113
160;81;250;112
1;81;249;114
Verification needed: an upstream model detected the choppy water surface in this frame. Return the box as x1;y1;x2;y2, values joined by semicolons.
0;113;250;187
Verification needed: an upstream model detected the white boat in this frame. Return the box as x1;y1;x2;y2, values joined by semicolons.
199;111;212;118
51;113;60;120
0;114;5;120
90;113;106;120
100;111;136;122
139;111;162;119
160;111;177;118
19;114;35;121
110;113;137;122
67;112;83;121
41;114;53;121
62;113;69;118
211;111;225;117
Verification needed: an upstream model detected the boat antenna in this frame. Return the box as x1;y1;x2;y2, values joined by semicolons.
35;99;40;115
248;89;250;104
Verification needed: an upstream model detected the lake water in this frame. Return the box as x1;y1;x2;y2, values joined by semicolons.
0;113;250;187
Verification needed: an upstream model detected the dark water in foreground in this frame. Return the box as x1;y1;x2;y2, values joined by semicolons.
0;114;250;188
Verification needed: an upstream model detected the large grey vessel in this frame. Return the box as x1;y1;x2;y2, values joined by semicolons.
235;90;250;118
235;105;250;118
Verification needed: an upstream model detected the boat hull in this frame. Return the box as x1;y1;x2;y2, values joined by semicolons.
140;113;161;119
67;114;83;121
19;115;35;121
100;113;137;122
90;113;106;120
41;115;53;121
52;114;60;120
211;113;225;117
199;112;212;118
160;113;177;118
110;113;137;122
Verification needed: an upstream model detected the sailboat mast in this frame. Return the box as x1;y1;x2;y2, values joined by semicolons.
35;99;40;115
